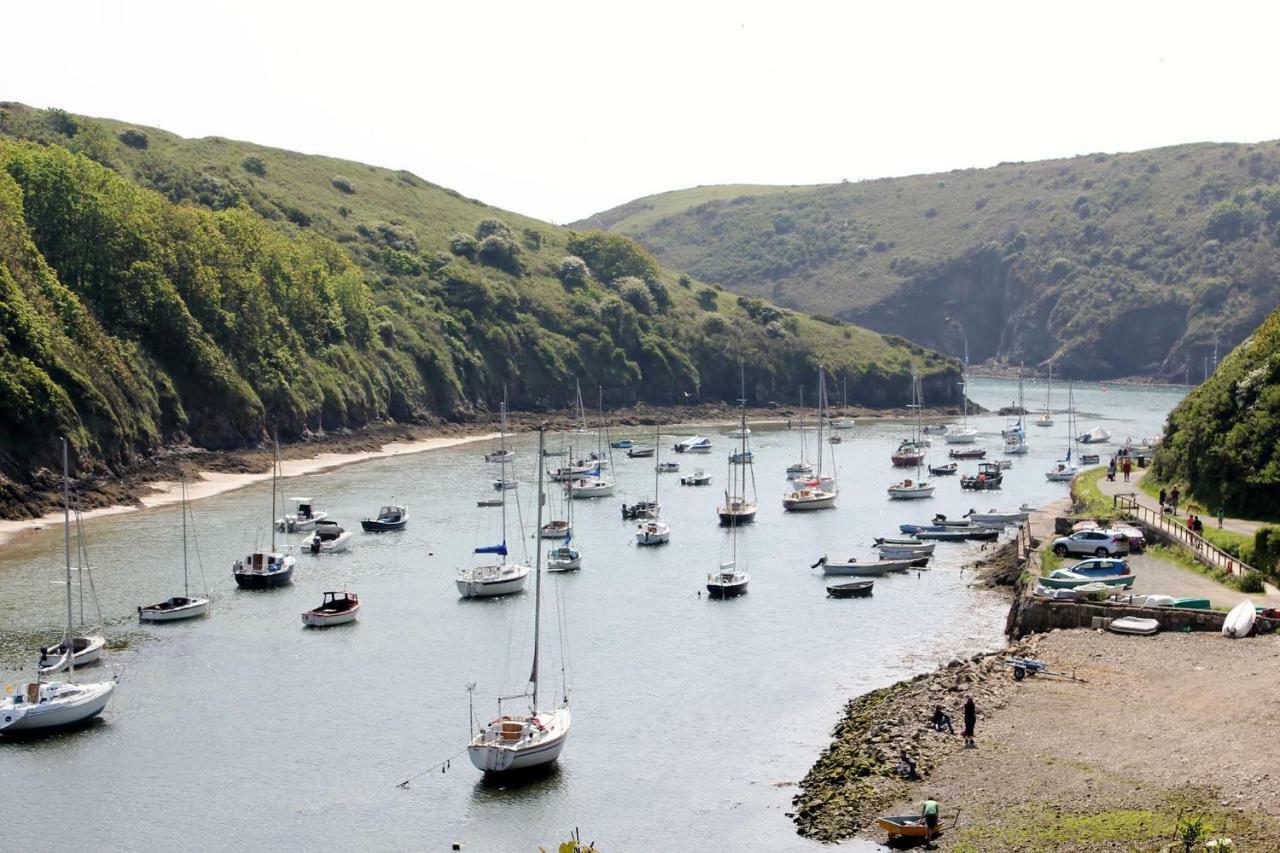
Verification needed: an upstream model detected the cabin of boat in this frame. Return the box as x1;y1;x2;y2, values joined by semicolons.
706;562;749;597
233;550;295;588
138;595;209;623
361;504;407;531
680;470;712;486
301;591;360;627
960;462;1004;490
307;520;351;553
673;436;712;454
278;497;326;532
621;500;659;520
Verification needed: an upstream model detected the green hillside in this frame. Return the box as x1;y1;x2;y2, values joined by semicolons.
577;141;1280;379
1153;303;1280;517
0;103;957;512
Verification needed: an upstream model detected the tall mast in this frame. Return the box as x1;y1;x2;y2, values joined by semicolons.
181;475;189;597
798;386;806;464
530;427;547;711
815;367;825;477
270;433;278;552
653;420;661;512
62;438;74;675
499;400;508;548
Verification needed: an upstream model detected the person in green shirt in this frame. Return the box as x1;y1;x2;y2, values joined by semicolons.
921;798;940;839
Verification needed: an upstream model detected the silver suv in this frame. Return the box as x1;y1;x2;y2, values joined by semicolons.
1051;529;1132;558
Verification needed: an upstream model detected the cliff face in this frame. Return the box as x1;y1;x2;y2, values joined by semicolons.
578;140;1280;380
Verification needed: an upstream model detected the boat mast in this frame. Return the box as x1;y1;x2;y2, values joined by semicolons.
653;420;661;513
62;437;75;676
181;475;190;598
270;433;278;552
962;335;970;429
530;427;547;711
499;399;508;553
815;367;825;478
798;385;806;464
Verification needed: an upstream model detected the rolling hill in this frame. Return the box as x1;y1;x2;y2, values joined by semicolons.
0;102;957;513
577;141;1280;380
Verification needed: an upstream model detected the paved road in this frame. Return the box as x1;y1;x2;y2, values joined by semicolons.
1099;467;1263;537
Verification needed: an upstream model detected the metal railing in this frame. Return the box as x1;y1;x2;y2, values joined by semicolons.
1112;493;1256;576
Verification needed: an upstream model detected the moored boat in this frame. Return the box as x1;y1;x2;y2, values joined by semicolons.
361;504;408;531
928;462;958;476
139;475;210;623
306;520;353;554
680;469;712;486
301;591;360;627
826;580;874;598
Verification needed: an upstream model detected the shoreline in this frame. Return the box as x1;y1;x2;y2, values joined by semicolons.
0;432;500;547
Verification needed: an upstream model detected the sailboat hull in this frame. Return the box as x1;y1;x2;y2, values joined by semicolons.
138;597;210;623
38;635;105;674
706;576;749;597
468;707;571;773
234;565;295;589
0;680;116;734
783;492;837;511
456;570;530;598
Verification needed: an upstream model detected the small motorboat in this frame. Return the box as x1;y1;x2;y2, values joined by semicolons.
476;497;504;507
706;561;749;598
610;438;634;449
928;462;958;476
680;469;712;486
728;426;752;439
960;462;1004;490
1078;426;1113;444
492;478;519;491
656;461;680;473
621;500;659;520
966;507;1030;525
876;815;933;840
546;545;582;572
826;580;874;598
301;591;360;627
1039;569;1135;590
484;449;515;464
786;461;814;478
565;475;615;498
636;519;670;546
814;555;914;576
627;446;656;458
38;635;106;675
949;447;986;459
913;528;976;542
829;417;855;430
307;520;353;554
277;497;328;533
1108;616;1159;636
361;504;408;532
673;436;712;454
729;450;754;464
1080;453;1101;465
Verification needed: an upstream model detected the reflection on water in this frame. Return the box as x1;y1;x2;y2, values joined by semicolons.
0;379;1185;852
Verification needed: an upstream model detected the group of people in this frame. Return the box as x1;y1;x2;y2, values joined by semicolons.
930;696;978;746
1158;486;1182;516
1106;456;1133;482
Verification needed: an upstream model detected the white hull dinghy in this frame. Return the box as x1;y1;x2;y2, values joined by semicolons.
38;635;105;675
538;520;572;540
636;519;670;546
139;475;211;623
1223;600;1256;639
1108;616;1160;636
546;545;581;572
306;520;354;554
302;591;360;627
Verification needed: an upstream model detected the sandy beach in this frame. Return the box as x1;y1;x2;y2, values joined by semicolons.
0;432;500;547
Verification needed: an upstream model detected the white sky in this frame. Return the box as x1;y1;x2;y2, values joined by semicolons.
7;1;1280;224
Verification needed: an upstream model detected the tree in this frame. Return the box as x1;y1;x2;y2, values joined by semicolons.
557;255;590;289
566;230;660;284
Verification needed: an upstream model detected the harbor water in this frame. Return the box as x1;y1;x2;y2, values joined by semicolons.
0;378;1185;851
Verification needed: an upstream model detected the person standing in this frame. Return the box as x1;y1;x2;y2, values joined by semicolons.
1122;458;1132;482
963;696;977;747
1170;486;1180;516
1158;487;1167;512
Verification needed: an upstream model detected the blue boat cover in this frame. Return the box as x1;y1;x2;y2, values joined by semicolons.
474;542;508;556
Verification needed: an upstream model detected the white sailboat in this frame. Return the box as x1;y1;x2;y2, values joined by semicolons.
1002;365;1030;455
2;439;117;735
719;372;759;525
888;375;935;500
468;427;572;773
784;367;838;511
943;337;978;444
566;387;616;498
458;400;530;598
786;385;814;478
1035;362;1055;427
636;422;671;546
707;499;750;598
138;476;210;622
234;439;296;589
1046;382;1080;482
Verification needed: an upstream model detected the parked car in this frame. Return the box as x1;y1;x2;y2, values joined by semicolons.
1065;557;1130;577
1113;524;1146;552
1052;529;1131;558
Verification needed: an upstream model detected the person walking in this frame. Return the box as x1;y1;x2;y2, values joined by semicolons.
1170;486;1180;516
1122;458;1132;482
1158;487;1167;512
962;696;977;748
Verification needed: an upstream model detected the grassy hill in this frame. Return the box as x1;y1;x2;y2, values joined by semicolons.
576;141;1280;379
1153;302;1280;518
0;103;957;512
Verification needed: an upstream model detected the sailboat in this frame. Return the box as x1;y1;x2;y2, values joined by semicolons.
1046;382;1080;482
829;374;856;429
943;336;978;444
139;476;210;622
784;367;838;511
1035;362;1055;427
786;385;814;478
468;427;572;773
546;472;582;573
1;439;117;735
636;422;671;546
708;486;750;598
233;438;296;589
1002;365;1030;455
719;377;758;525
565;388;616;498
458;401;530;598
888;375;935;499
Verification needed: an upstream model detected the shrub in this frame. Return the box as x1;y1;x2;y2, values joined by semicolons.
923;207;937;219
242;155;267;176
1206;200;1243;240
332;175;357;194
475;218;515;241
449;233;478;260
617;277;655;314
521;227;542;250
477;233;522;273
677;274;691;288
376;320;395;346
557;255;590;289
975;198;987;210
702;314;727;334
1238;572;1266;593
766;320;787;338
566;231;660;284
1255;526;1280;577
645;278;671;311
48;108;78;136
1048;257;1073;282
696;287;718;310
118;129;149;149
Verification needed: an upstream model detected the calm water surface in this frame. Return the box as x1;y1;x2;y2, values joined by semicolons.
0;379;1184;852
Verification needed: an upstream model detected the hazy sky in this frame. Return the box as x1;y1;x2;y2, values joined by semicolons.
8;1;1280;223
